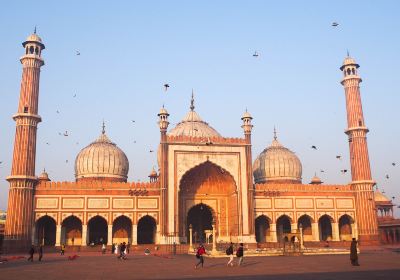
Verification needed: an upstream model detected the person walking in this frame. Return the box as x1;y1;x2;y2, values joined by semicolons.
236;243;244;266
111;243;115;254
27;245;35;262
194;244;206;269
226;242;234;267
60;244;65;255
127;242;131;254
38;245;43;261
350;238;360;266
102;243;106;254
119;242;127;260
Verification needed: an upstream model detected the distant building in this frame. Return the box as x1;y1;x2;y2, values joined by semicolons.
0;210;6;247
3;31;387;250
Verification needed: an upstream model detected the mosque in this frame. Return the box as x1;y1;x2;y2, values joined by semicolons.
3;31;398;251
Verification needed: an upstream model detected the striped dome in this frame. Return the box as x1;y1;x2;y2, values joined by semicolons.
253;134;302;184
74;130;129;182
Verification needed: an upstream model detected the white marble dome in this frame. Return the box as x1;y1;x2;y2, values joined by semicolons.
168;94;221;138
75;129;129;182
253;133;302;184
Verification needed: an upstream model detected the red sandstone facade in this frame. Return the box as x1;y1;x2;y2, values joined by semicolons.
3;32;384;250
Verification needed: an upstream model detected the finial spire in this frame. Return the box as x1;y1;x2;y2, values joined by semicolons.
347;49;350;57
102;120;106;134
34;26;37;34
273;126;277;140
190;89;195;111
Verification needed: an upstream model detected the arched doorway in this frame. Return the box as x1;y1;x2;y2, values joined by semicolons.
339;215;353;241
88;216;108;245
113;216;132;244
255;215;270;243
187;203;214;244
137;215;156;244
62;216;82;245
276;215;291;242
36;216;56;246
179;161;238;242
319;215;333;241
298;215;313;241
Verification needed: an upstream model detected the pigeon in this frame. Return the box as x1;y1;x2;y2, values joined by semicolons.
340;169;348;173
76;51;80;56
46;142;50;145
131;120;135;123
73;94;77;98
392;162;396;166
311;145;317;150
336;155;342;160
56;110;60;114
163;84;170;91
253;51;259;57
385;174;389;179
149;150;154;153
133;141;136;143
0;161;2;164
66;160;69;163
332;22;339;27
63;131;69;137
320;170;325;173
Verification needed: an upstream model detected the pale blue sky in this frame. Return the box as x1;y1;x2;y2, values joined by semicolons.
0;1;399;214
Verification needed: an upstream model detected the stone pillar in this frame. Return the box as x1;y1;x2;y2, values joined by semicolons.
55;225;61;246
211;221;217;254
332;222;340;241
132;224;137;245
188;224;193;252
291;223;297;233
82;225;87;246
270;223;277;242
107;225;113;245
32;225;37;246
312;223;319;241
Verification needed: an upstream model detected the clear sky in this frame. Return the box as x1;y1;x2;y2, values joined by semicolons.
0;1;399;215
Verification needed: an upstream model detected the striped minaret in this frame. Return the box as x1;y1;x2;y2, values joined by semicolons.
158;105;169;239
241;110;255;237
340;55;379;243
4;30;45;250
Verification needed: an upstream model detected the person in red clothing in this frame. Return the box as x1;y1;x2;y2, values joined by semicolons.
194;244;206;268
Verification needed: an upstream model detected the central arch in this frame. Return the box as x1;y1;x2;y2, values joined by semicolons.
187;203;214;244
179;161;238;242
319;215;333;241
88;216;108;245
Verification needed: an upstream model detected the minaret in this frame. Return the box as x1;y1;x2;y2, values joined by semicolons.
241;110;255;236
5;30;45;249
158;105;169;239
340;55;379;243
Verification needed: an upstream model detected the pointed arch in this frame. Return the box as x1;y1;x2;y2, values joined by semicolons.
88;215;108;245
298;215;313;239
113;215;132;244
338;214;354;241
36;215;56;246
318;214;333;241
137;215;156;244
62;215;82;245
276;215;292;242
255;215;271;243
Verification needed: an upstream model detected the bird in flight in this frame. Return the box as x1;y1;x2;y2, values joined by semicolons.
133;140;136;144
56;110;60;114
66;160;69;163
336;155;342;160
46;142;50;145
392;162;396;166
311;145;317;150
131;120;135;123
340;169;348;173
76;50;80;56
164;84;170;91
149;150;154;153
332;22;339;27
253;51;259;58
63;131;69;137
320;169;325;173
385;174;390;179
73;94;77;98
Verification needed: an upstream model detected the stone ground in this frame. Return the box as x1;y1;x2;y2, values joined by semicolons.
1;249;400;280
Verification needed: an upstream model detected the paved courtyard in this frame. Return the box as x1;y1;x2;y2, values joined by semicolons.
1;249;400;280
